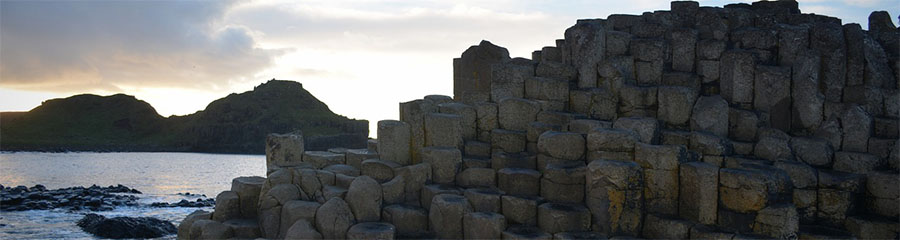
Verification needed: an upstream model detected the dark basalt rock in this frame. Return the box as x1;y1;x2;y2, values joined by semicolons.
0;184;140;211
77;213;176;239
150;198;215;208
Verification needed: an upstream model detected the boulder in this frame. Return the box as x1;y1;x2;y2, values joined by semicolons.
475;102;499;142
773;161;818;189
670;28;698;72
691;95;729;137
689;131;733;156
303;151;345;169
840;105;873;152
345;176;383;222
501;225;553;240
526;76;569;102
833;151;882;174
564;19;606;88
464;187;503;213
491;61;532;101
790;137;834;167
424;113;463;149
395;163;431;204
346;149;378;169
791;50;825;131
492;151;537;170
753;204;799;239
844;215;900;239
223;219;261;239
360;159;400;183
720;50;756;105
377;120;411;166
537;203;591;234
499;98;542;131
754;65;792;131
492;128;527;153
315;197;355;239
679;161;719;225
230;176;265;219
258;184;302;238
454;40;510;104
537;131;586;160
439;102;478;140
464;140;492;158
729;107;760;142
641;214;691;239
657;86;698;127
346;222;396;240
527;121;561;143
613;117;660;144
421;147;462;184
194;220;234;239
719;168;773;213
77;213;177;239
279;200;320;238
382;204;428;236
177;210;210;239
284;219;322;239
540;162;586;203
498;168;541;196
502;195;544;226
429;194;473;239
400;99;437;164
456;167;496;188
266;133;305;172
324;164;360;177
420;184;461;211
566;119;611;134
585;159;643;235
463;212;506;239
381;176;405;205
587;128;639;152
213;191;241;222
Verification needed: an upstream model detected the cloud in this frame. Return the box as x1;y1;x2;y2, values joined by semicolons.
0;0;284;92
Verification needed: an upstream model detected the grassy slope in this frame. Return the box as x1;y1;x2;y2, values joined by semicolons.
0;80;366;153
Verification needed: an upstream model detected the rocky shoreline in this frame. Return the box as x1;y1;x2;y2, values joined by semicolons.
0;184;215;212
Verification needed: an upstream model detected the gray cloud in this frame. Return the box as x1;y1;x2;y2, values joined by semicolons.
0;0;284;92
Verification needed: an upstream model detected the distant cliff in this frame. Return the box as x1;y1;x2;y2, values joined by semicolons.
0;80;368;153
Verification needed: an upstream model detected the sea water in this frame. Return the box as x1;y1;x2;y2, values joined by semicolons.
0;152;266;239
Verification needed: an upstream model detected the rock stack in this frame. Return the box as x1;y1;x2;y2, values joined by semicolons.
178;1;899;239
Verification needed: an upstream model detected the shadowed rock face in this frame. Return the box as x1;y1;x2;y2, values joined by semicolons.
182;1;900;239
77;213;177;239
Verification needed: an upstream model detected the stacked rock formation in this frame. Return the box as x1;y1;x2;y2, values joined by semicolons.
178;1;899;239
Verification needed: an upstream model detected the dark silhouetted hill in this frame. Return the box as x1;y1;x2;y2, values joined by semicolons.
0;80;368;153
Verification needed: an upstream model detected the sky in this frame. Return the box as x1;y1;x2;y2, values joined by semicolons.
1;0;897;137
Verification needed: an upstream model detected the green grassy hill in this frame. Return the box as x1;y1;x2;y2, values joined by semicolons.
0;80;368;153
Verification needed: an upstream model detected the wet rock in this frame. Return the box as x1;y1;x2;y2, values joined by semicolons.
1;184;141;212
77;213;177;239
